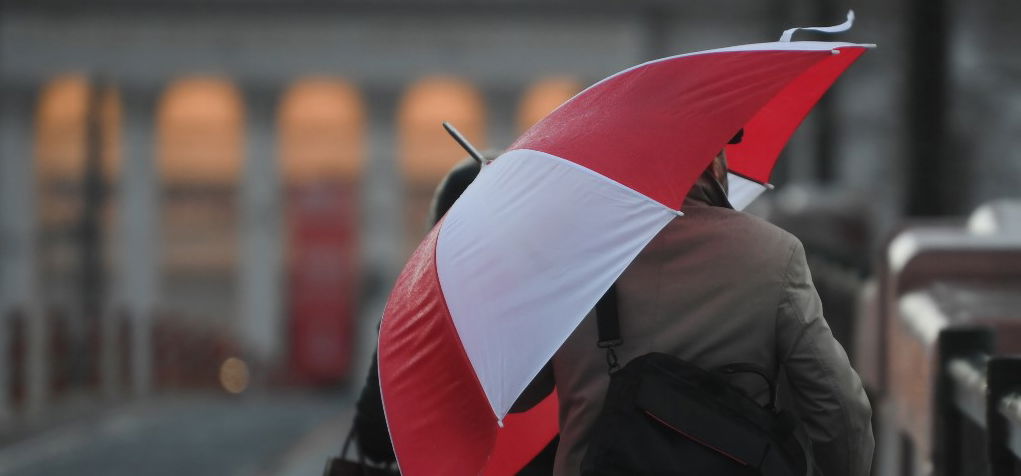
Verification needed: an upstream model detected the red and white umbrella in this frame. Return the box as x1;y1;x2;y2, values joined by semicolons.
378;17;873;476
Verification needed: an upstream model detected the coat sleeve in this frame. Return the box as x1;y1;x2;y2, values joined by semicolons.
775;240;874;476
352;350;396;463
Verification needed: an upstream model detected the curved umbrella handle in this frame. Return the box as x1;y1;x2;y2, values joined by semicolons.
780;10;855;43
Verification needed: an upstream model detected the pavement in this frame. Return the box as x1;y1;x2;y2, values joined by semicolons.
261;405;354;476
0;391;354;476
0;246;390;476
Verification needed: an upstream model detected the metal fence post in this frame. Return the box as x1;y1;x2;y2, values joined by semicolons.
934;326;994;476
987;357;1021;476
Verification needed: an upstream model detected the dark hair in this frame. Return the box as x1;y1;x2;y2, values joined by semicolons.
728;128;744;145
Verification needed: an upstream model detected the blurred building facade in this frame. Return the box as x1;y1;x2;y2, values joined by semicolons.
0;0;1018;423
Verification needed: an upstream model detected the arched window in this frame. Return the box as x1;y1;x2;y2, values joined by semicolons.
278;77;365;382
35;74;122;390
156;77;243;328
158;78;243;187
35;74;121;307
279;77;364;185
397;76;485;246
517;76;582;134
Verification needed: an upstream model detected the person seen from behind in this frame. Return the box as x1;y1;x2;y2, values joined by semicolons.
514;131;874;476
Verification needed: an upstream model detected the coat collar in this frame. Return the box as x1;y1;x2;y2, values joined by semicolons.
683;171;734;210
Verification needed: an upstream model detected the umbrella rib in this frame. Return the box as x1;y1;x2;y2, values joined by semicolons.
727;169;775;190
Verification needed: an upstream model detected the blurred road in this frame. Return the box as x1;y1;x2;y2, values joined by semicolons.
0;392;354;476
0;272;387;476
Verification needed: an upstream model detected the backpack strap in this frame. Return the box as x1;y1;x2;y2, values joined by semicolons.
595;284;621;373
595;285;782;409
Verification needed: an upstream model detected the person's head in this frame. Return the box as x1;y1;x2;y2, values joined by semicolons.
708;148;728;193
427;150;500;226
705;128;742;194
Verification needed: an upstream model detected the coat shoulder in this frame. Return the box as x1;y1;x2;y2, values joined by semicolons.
686;205;802;255
644;205;803;281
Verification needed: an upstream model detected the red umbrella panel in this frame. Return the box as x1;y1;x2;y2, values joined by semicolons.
379;39;872;475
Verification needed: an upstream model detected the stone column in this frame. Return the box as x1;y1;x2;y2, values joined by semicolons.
363;86;403;291
85;83;117;400
116;86;159;397
239;86;283;372
0;84;47;417
352;86;400;385
0;86;33;420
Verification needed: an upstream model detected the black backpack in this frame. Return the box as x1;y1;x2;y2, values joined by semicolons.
580;285;809;476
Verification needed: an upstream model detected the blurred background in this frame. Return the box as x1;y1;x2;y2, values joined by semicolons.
0;0;1019;475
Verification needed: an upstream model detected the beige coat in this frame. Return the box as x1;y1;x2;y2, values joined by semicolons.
519;179;874;476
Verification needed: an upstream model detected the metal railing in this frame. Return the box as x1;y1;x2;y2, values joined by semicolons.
941;344;1021;476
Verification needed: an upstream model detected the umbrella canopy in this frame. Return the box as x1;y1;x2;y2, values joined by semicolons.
378;34;872;476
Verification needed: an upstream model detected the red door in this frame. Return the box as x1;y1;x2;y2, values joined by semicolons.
287;183;358;384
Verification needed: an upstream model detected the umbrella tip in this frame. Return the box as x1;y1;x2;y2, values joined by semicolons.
442;121;487;164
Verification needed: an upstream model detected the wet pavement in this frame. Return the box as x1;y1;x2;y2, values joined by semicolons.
0;391;353;476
